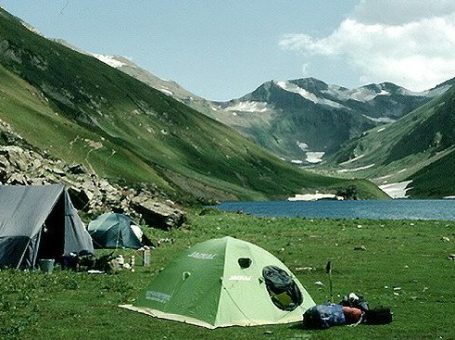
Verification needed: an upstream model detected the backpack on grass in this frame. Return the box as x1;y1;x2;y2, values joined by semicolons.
364;307;393;324
302;303;346;329
340;292;369;312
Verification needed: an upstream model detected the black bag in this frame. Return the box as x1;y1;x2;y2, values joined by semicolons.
364;307;393;324
262;265;303;311
340;292;369;312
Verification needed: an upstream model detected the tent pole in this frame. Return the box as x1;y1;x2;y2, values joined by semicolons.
32;228;43;267
16;236;34;270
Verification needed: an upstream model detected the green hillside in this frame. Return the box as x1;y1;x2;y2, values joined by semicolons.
407;150;455;198
0;8;384;201
321;83;455;198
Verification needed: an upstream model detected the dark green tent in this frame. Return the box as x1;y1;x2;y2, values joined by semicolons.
88;213;146;249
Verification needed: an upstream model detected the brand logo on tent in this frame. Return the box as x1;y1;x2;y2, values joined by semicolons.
145;290;171;304
228;275;252;281
188;251;217;260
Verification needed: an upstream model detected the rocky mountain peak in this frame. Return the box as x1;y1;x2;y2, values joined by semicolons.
288;77;329;92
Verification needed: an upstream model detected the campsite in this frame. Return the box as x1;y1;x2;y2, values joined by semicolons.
1;209;454;339
1;2;455;339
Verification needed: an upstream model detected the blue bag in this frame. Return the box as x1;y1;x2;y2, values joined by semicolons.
303;303;346;329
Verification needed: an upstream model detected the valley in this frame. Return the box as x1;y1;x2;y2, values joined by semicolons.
0;7;385;203
1;5;454;200
105;52;455;199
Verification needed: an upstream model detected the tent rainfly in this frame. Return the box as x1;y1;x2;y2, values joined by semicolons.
0;184;94;268
121;236;315;328
88;212;147;249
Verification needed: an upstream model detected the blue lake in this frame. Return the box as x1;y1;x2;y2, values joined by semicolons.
215;200;455;220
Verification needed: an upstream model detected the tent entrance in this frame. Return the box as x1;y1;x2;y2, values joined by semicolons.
36;193;65;262
262;265;303;311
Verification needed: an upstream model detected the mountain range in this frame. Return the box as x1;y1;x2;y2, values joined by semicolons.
106;54;450;165
3;6;454;200
213;78;450;162
103;53;455;199
0;7;386;202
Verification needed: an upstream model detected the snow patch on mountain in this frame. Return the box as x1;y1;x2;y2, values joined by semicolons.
377;89;391;96
276;81;319;102
158;87;173;96
225;101;268;113
93;54;126;68
326;84;397;103
306;152;325;163
290;160;303;164
288;193;343;201
297;141;309;151
362;115;396;123
324;85;393;102
338;164;375;173
349;87;381;102
379;181;413;199
339;154;365;166
276;81;345;109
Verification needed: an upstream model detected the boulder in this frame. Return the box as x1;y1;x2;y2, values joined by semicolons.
30;158;43;171
7;173;28;185
64;163;86;175
131;198;186;230
0;154;10;168
49;167;65;176
0;146;29;171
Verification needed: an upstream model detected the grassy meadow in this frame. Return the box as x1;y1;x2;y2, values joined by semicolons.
1;210;454;339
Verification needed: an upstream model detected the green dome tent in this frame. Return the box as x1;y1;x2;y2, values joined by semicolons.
88;213;147;249
121;236;315;328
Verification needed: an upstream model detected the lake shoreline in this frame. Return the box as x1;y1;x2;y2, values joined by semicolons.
213;199;455;221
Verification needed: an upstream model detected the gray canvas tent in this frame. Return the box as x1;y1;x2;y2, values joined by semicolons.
0;184;94;268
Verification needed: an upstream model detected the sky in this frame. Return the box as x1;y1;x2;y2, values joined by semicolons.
1;1;455;101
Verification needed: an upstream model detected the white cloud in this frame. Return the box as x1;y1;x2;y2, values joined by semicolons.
279;1;455;90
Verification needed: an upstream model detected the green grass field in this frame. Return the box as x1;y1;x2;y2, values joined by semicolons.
1;211;454;339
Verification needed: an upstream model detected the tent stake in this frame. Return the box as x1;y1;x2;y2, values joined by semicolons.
326;260;333;302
